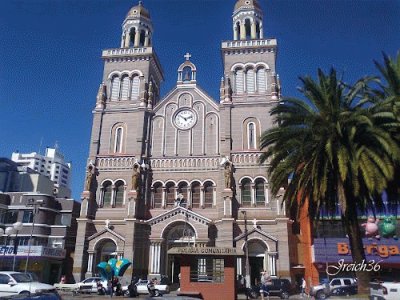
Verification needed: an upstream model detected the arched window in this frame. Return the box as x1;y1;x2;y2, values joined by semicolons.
131;75;140;100
257;67;266;93
178;182;189;207
102;181;112;207
114;180;125;208
236;22;241;39
235;68;244;94
255;178;265;206
114;127;123;153
191;182;201;208
110;75;120;101
256;22;260;39
246;68;255;93
182;66;192;82
203;181;213;208
247;122;256;149
153;183;162;208
241;179;251;207
245;19;251;39
129;28;136;47
97;240;116;265
166;182;175;208
139;30;146;46
120;75;130;100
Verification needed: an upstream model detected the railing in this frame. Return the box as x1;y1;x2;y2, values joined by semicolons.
150;157;220;171
96;155;136;170
231;152;268;166
102;47;153;58
221;39;277;49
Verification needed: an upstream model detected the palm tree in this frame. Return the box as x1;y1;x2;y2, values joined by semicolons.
373;52;400;207
260;68;400;292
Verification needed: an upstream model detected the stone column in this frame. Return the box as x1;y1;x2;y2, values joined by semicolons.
233;26;238;40
200;186;204;208
240;22;246;40
260;23;264;39
162;187;166;208
139;76;146;106
124;30;130;48
86;252;94;277
250;183;255;206
144;30;150;46
237;257;243;276
251;21;257;39
149;241;162;276
134;27;140;47
268;253;277;276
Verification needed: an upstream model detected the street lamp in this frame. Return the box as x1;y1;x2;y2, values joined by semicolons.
12;221;23;271
24;199;43;273
241;210;250;299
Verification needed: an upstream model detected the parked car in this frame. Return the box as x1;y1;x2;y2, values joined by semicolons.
133;279;170;296
248;278;293;299
0;271;58;297
310;277;357;299
76;277;108;293
370;281;400;300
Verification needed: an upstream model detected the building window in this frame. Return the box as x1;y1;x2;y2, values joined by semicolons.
5;211;18;224
22;211;33;223
190;258;224;283
153;183;163;208
110;75;120;101
166;182;175;208
182;66;192;82
203;181;213;208
102;181;112;207
255;179;265;206
131;75;140;100
120;75;130;100
191;182;201;208
235;68;244;94
114;127;123;153
177;182;189;207
246;68;255;93
114;181;124;208
257;67;266;92
247;122;256;149
241;179;251;207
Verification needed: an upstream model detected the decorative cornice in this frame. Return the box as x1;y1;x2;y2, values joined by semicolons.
146;206;211;226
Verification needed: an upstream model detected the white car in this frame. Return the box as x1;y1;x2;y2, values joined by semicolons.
134;279;170;296
77;277;108;293
0;271;57;297
370;281;400;300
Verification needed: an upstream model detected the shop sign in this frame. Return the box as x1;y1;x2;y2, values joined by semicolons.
0;246;65;258
168;247;244;256
314;238;400;264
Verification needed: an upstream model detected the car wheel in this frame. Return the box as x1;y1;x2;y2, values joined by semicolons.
154;289;160;297
19;291;30;296
281;291;289;299
316;291;327;299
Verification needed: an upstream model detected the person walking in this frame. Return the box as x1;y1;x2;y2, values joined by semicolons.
108;279;113;298
301;277;307;298
260;270;271;300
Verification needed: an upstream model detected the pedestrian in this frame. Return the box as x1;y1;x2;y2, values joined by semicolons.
260;270;271;300
301;277;306;297
108;279;113;298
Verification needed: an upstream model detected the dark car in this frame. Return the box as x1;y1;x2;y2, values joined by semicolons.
330;285;358;297
248;278;293;299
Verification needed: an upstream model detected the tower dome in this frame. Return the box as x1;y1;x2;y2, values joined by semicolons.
126;1;150;19
121;1;153;48
234;0;261;12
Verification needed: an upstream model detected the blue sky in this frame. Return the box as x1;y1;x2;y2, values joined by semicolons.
1;0;399;200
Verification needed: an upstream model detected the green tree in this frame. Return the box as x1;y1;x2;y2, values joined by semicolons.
260;68;400;292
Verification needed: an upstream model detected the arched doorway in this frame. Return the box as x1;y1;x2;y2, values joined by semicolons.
247;239;268;286
95;239;117;268
163;222;196;284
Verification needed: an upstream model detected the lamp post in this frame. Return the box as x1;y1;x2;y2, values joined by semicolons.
1;226;16;270
241;210;250;299
12;221;23;271
24;199;43;273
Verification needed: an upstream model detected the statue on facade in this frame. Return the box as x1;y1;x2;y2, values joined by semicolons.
131;164;141;191
224;162;233;190
85;165;94;191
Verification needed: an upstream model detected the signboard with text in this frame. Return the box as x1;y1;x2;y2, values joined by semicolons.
0;246;66;259
314;238;400;264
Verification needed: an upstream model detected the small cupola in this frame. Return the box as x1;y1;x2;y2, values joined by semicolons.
121;1;153;48
177;53;197;85
232;0;263;40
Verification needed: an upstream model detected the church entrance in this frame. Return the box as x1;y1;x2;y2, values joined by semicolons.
163;222;196;283
95;239;117;267
247;239;268;285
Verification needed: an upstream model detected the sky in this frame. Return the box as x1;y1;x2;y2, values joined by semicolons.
0;0;399;201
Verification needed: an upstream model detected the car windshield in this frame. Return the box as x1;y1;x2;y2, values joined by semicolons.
27;272;39;282
11;273;32;283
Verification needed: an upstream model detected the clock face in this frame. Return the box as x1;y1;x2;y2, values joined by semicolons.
174;109;196;130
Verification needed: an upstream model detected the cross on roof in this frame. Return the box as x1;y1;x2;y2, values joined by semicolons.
184;52;191;61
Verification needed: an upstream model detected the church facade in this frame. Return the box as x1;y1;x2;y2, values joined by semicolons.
73;0;291;285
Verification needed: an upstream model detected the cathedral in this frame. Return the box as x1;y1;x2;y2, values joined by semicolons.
73;0;291;285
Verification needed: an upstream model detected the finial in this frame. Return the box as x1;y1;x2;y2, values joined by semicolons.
139;1;143;6
184;52;191;61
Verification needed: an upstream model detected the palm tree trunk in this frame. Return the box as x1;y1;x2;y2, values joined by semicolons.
338;179;370;294
343;196;371;294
